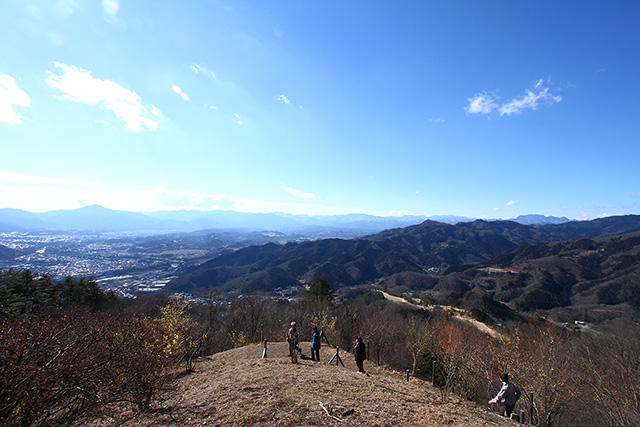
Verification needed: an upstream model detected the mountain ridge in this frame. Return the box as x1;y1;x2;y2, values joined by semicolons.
0;205;573;234
165;215;640;299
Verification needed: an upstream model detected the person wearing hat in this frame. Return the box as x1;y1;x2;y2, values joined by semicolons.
489;372;522;417
286;322;300;363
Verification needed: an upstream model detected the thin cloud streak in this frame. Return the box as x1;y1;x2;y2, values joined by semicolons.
284;186;316;199
466;80;562;117
276;94;302;109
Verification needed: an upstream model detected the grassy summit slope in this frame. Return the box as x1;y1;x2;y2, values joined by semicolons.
104;342;512;426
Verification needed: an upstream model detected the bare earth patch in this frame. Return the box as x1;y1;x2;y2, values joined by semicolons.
92;342;513;426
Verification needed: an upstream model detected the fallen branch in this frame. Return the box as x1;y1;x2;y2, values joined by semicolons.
318;401;343;422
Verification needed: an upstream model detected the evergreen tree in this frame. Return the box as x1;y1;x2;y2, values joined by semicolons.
306;275;335;302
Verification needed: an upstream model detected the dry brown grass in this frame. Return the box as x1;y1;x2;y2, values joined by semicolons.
91;342;514;427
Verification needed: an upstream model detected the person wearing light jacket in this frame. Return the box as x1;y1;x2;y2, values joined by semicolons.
489;372;522;417
286;322;300;363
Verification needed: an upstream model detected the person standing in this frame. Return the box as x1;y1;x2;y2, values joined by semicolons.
311;326;321;362
353;337;367;373
489;372;522;417
287;322;300;363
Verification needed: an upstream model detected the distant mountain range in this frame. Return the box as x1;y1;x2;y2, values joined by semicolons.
0;205;571;234
165;215;640;303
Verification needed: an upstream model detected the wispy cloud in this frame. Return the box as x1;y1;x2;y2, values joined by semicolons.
190;63;216;78
172;85;190;101
233;113;243;125
285;186;316;199
277;94;291;105
276;94;302;109
499;80;562;116
0;73;31;124
506;200;518;206
429;117;445;123
389;210;415;216
466;80;562;117
465;91;498;115
632;191;640;198
44;62;160;132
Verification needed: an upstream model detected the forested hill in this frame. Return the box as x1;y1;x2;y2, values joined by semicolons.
0;244;16;261
165;215;640;298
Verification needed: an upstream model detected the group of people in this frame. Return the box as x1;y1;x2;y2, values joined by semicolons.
286;322;520;418
286;322;367;373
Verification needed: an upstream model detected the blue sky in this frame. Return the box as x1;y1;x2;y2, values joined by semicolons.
1;0;639;220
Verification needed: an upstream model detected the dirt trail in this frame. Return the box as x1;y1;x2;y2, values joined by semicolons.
379;291;500;338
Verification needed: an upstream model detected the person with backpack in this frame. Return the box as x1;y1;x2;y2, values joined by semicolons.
489;372;522;417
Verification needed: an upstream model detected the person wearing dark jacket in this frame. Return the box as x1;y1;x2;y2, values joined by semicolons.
353;337;366;373
311;326;321;362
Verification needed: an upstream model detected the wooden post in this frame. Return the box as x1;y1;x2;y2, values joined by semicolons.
520;409;525;424
529;392;534;425
262;340;267;359
406;369;410;381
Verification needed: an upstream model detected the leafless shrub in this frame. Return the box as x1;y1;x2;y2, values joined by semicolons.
0;309;170;426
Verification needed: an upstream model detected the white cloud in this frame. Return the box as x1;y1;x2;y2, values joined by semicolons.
466;80;562;117
0;73;31;124
499;80;562;116
277;94;291;105
172;85;190;101
465;91;498;115
429;117;445;123
44;62;160;132
506;200;518;206
190;63;215;78
284;186;316;199
276;94;303;109
632;191;640;198
233;113;243;125
389;210;415;217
